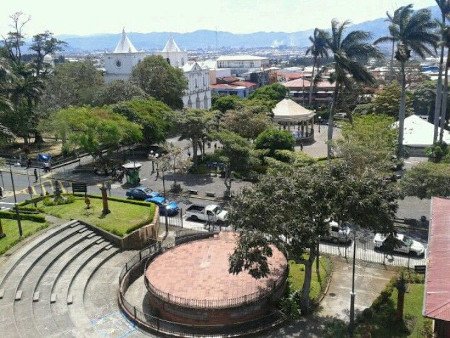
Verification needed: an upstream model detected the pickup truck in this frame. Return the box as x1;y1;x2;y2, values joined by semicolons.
373;233;425;256
185;204;228;224
321;221;351;244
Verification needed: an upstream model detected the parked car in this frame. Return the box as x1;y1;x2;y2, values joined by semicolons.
145;196;179;216
185;204;228;224
126;186;161;200
373;233;425;256
321;221;351;244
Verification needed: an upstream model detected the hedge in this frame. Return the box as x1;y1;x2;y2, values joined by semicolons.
73;193;153;206
0;210;46;223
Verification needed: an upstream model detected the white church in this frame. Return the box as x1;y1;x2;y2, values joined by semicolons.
104;29;211;110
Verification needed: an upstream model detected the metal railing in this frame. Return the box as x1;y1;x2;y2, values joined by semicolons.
118;233;287;337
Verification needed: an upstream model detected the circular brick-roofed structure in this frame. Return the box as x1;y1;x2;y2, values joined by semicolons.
145;232;288;326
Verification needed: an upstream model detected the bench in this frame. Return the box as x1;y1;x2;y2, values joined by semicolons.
205;192;215;198
188;189;198;195
414;265;426;274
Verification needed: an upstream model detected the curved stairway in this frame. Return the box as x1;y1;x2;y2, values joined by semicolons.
0;221;153;337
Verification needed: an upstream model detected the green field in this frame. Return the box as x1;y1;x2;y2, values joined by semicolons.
288;255;332;301
38;197;155;237
0;219;49;255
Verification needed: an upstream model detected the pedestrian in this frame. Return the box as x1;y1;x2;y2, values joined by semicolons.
300;142;303;151
155;169;159;181
27;158;32;168
34;168;38;182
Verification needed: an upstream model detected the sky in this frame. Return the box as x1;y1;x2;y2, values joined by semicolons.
0;0;437;37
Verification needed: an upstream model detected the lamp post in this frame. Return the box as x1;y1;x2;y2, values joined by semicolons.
9;165;22;237
349;229;357;337
318;116;322;133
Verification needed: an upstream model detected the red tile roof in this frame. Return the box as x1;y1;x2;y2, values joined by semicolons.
283;78;335;90
231;81;257;88
424;197;450;322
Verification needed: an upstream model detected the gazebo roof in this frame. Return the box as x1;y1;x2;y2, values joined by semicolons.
272;98;315;122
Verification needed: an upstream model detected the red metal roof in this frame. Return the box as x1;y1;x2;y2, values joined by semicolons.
424;197;450;322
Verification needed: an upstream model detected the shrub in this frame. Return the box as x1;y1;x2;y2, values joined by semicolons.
43;195;75;206
0;211;46;222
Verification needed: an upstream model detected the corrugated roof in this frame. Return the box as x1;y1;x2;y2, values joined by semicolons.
424;197;450;322
283;78;335;89
217;55;268;61
113;28;138;53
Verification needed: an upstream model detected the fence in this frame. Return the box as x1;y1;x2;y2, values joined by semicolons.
318;241;427;268
118;233;287;337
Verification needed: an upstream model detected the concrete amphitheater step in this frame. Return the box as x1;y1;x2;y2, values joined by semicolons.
13;231;94;337
48;241;113;335
82;250;151;338
13;233;102;337
0;222;85;337
66;247;122;337
0;220;79;290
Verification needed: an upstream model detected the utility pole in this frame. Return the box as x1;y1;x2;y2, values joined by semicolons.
349;230;357;337
9;165;22;237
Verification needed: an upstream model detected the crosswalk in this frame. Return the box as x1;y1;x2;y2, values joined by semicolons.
2;179;72;199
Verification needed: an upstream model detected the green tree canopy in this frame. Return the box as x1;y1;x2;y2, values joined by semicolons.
211;95;242;113
131;55;187;109
176;109;215;165
93;80;147;106
220;109;273;140
254;129;295;156
401;162;450;198
39;60;104;113
335;114;397;176
363;81;413;118
41;106;142;159
112;98;174;145
214;130;252;197
248;83;288;102
228;162;398;314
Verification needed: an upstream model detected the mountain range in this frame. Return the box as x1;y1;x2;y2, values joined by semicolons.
57;5;440;54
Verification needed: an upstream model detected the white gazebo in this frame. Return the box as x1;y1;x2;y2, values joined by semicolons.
272;98;316;142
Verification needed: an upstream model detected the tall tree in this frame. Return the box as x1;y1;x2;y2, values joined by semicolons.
385;5;438;157
433;1;450;143
214;130;251;198
321;20;381;158
176;109;214;166
39;60;104;113
228;163;398;314
306;28;329;107
93;80;147;106
439;25;450;143
220;109;273;140
131;55;187;109
29;31;65;77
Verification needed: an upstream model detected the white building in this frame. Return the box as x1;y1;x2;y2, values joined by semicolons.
104;31;211;109
216;55;270;76
104;29;147;82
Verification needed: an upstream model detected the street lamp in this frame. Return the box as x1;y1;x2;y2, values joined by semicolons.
318;116;322;133
149;150;155;174
9;165;22;237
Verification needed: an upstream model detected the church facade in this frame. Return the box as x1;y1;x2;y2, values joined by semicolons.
104;30;211;109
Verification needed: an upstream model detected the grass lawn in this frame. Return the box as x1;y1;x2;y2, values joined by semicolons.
356;281;430;338
0;219;49;255
288;255;331;301
38;197;155;237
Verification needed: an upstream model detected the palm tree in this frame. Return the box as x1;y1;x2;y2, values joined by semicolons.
374;9;402;83
306;28;329;107
321;20;381;159
387;6;438;157
434;0;450;143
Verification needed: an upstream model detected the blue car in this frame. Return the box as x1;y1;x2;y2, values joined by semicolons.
126;186;161;200
145;196;180;216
